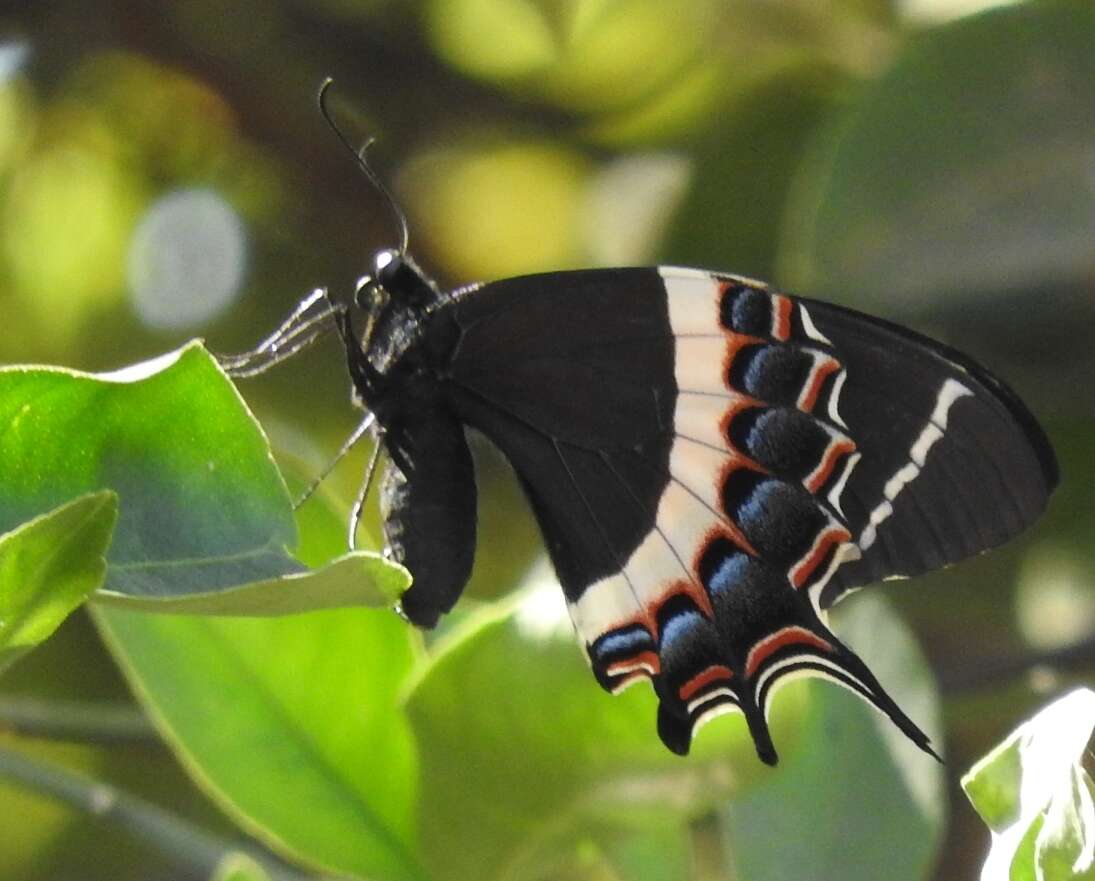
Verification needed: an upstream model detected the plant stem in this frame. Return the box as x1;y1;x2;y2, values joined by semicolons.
938;634;1095;694
0;696;157;743
0;744;320;881
689;811;733;881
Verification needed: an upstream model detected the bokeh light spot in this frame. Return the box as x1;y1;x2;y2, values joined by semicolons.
0;41;30;82
427;0;557;80
128;188;247;331
1015;544;1095;650
584;152;690;265
401;141;592;280
4;143;139;336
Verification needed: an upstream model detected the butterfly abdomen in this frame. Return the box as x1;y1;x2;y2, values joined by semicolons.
380;406;477;629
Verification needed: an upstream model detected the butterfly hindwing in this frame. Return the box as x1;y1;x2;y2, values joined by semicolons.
434;266;1054;762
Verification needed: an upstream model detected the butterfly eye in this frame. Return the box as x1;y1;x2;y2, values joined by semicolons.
353;275;389;312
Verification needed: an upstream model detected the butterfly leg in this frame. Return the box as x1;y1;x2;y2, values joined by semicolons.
348;424;384;549
216;288;344;377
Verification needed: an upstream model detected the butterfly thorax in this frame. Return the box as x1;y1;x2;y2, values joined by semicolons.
342;250;460;427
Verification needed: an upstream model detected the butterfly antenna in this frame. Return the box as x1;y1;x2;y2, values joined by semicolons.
293;411;376;511
317;78;410;256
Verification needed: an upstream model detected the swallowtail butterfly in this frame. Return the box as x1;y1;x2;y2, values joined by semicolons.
223;84;1057;765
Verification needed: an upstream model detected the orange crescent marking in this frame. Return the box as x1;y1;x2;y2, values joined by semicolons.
678;664;734;701
773;295;793;341
790;525;852;588
745;626;834;678
805;438;857;493
800;358;841;413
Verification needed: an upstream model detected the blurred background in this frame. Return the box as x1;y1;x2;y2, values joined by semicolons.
0;0;1093;879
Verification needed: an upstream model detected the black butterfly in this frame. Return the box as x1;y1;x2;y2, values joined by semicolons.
221;83;1057;765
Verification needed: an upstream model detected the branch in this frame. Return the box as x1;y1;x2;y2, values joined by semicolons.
0;696;157;744
0;745;324;881
937;634;1095;695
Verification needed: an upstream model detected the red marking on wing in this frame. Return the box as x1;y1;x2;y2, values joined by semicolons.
799;358;841;413
805;438;857;493
772;295;793;342
678;664;734;701
745;626;834;678
790;524;852;588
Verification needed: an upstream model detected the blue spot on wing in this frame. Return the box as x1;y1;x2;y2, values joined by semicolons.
595;628;653;657
660;610;706;652
707;551;751;596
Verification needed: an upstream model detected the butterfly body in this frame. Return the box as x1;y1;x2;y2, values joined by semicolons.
334;251;1057;764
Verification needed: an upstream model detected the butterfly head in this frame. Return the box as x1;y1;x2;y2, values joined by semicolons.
354;249;442;317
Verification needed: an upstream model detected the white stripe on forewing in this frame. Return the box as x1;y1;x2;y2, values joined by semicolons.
798;303;832;345
806;541;861;609
858;378;973;551
826;369;850;428
932;378;973;427
827;450;861;517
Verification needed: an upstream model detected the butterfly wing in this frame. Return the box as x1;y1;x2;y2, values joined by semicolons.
441;267;1056;763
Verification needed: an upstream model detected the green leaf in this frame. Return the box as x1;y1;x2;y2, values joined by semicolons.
96;550;409;616
0;491;117;674
0;343;409;614
962;688;1095;881
781;0;1095;314
403;567;794;881
94;604;424;881
721;593;945;881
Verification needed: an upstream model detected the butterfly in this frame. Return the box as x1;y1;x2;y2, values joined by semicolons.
221;82;1057;765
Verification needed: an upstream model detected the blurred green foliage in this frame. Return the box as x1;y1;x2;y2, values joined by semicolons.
0;1;1093;880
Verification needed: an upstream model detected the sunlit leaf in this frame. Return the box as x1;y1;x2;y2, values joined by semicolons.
95;604;423;881
0;343;408;615
401;140;592;280
96;550;408;616
962;688;1095;881
0;491;117;674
